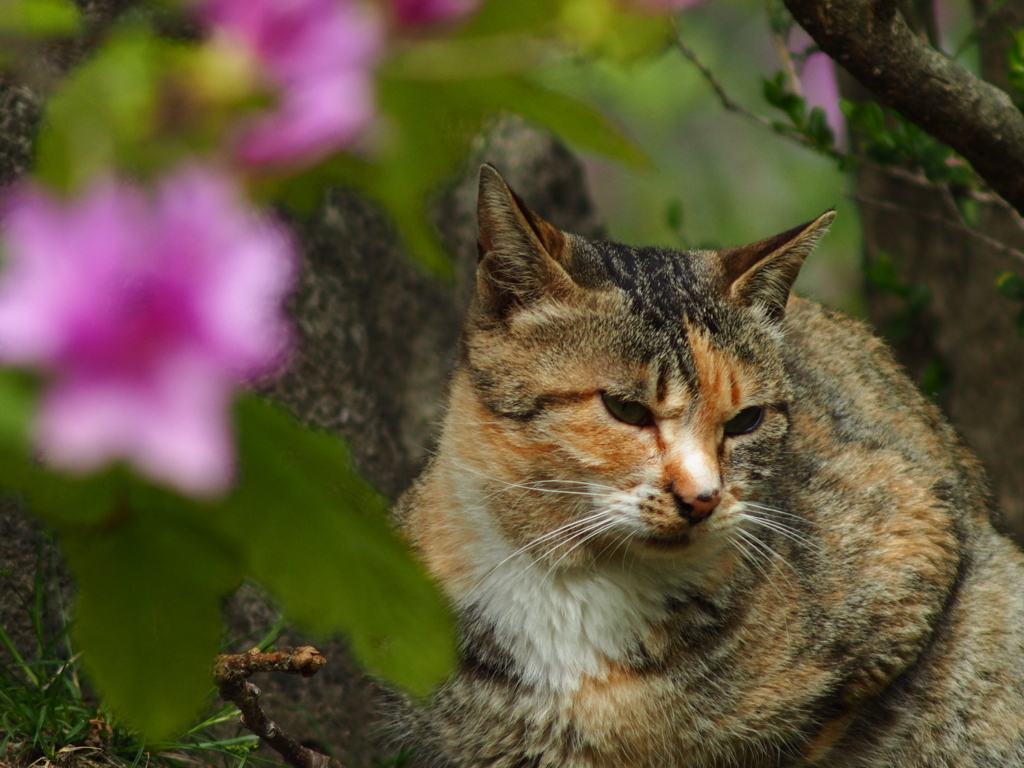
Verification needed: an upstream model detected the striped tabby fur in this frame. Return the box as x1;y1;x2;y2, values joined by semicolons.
392;165;1024;767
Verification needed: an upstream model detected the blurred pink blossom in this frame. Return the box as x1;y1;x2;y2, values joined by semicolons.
199;0;381;167
800;52;846;148
392;0;478;25
788;27;846;149
0;167;296;495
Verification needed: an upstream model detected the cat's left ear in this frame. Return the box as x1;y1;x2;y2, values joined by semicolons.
718;210;835;322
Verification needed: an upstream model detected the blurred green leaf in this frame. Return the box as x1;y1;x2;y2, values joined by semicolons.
0;369;35;448
665;198;683;234
764;0;794;37
557;0;672;62
865;251;908;297
63;510;242;741
0;0;81;37
805;106;834;149
1017;307;1024;337
461;0;562;37
918;357;951;401
216;398;455;697
1008;30;1024;95
996;271;1024;302
33;27;241;192
35;28;163;191
273;71;645;276
762;72;805;127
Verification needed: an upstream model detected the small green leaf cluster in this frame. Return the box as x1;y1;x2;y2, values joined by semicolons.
865;251;949;400
1007;30;1024;99
840;100;975;187
864;251;932;343
762;72;835;152
996;272;1024;336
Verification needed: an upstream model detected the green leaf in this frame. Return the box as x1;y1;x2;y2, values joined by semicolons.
0;369;35;448
33;28;218;192
918;358;950;401
216;398;455;697
1008;30;1024;95
762;73;805;127
273;72;645;277
63;509;242;741
762;73;786;109
0;0;81;37
557;0;672;62
996;271;1024;302
805;106;834;149
665;199;683;234
461;0;562;37
865;251;908;297
35;28;162;191
764;0;794;37
503;79;648;165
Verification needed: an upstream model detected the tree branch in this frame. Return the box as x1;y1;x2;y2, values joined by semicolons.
783;0;1024;217
214;646;343;768
850;192;1024;266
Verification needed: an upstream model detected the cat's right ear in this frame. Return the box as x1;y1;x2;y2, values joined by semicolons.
476;164;574;319
718;210;835;322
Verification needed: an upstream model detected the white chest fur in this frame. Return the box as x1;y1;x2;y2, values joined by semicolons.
452;494;684;691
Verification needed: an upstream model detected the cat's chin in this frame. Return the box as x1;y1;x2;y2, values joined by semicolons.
642;531;693;549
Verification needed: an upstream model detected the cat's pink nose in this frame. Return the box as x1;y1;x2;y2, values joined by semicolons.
672;487;720;523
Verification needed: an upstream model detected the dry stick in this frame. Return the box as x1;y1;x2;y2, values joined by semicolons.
214;646;343;768
850;192;1024;266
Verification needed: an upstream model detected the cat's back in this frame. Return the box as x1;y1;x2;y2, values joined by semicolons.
782;296;1024;766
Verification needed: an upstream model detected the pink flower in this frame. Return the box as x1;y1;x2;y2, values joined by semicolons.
0;167;296;495
392;0;478;25
199;0;381;167
788;27;846;149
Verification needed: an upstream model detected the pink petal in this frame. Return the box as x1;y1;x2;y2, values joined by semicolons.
199;0;381;167
0;168;297;497
37;357;235;496
235;69;375;166
801;52;847;149
154;166;296;375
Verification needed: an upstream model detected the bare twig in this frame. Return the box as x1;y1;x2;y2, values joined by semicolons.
672;32;777;130
850;193;1024;266
214;646;342;768
772;33;803;96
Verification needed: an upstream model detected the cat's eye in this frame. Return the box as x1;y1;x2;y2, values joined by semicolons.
601;393;653;427
724;406;764;436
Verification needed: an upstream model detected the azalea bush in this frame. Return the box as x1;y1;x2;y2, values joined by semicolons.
1;0;1009;757
0;0;702;748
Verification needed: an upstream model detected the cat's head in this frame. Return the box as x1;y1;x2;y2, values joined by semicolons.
446;165;833;571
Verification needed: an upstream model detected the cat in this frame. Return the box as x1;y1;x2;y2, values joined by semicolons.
391;164;1024;767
